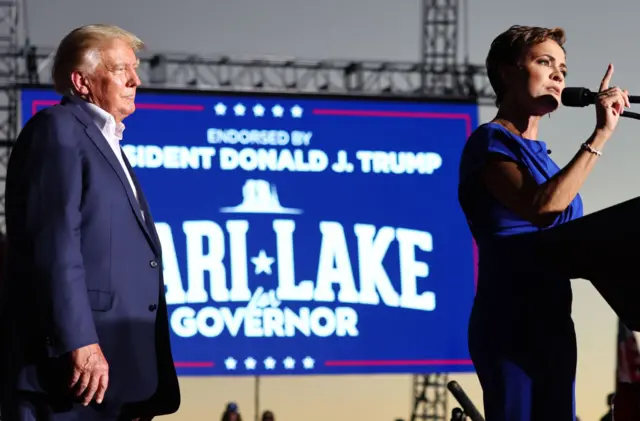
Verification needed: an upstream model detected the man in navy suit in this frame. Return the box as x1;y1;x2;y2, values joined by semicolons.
0;24;180;420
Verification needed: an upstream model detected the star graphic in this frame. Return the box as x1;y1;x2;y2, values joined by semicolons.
283;356;295;369
272;104;284;117
224;357;237;370
291;105;303;118
253;104;265;117
251;250;275;275
302;356;315;369
234;103;246;116
264;357;276;369
245;357;257;370
214;103;226;115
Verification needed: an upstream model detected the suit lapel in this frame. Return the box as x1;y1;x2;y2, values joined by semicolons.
64;98;158;255
122;154;162;252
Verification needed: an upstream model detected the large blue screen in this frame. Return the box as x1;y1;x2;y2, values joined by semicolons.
21;87;478;376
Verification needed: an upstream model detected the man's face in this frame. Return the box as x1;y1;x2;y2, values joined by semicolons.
82;38;141;122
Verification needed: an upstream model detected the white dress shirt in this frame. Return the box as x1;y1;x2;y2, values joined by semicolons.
71;96;138;202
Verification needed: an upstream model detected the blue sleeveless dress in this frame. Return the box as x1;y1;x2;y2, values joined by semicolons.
458;122;584;421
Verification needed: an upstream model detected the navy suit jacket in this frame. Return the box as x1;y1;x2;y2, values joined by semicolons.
0;97;180;417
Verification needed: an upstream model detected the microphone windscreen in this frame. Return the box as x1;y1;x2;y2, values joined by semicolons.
561;87;593;107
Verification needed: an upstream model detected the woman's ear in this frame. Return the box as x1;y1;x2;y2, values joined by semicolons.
500;64;518;87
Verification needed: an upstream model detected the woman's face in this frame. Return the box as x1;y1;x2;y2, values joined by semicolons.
503;39;567;115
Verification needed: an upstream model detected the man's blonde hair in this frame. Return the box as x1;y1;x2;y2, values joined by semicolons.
51;24;144;95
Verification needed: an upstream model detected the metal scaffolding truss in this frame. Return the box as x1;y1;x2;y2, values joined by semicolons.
0;1;16;234
410;373;450;421
421;0;460;97
16;46;494;103
422;0;459;69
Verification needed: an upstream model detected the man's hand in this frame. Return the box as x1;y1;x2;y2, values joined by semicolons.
68;343;109;406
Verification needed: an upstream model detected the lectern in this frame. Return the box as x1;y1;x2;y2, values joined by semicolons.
495;196;640;331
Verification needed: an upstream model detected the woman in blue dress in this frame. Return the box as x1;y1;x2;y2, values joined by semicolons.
458;25;629;420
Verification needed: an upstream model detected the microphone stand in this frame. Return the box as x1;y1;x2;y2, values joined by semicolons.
622;111;640;120
450;408;465;421
447;381;485;421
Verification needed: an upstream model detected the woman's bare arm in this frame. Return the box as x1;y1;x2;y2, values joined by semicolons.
481;129;608;227
480;64;629;227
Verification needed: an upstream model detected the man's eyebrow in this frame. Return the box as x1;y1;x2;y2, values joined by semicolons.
107;59;140;69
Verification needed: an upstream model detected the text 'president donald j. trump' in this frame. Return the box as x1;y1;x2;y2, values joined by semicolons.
0;24;181;421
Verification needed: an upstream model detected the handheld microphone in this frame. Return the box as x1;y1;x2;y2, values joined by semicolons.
447;381;485;421
561;87;640;120
561;87;640;107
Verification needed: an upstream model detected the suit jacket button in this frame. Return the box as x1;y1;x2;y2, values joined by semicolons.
45;336;53;345
150;260;158;268
149;304;157;312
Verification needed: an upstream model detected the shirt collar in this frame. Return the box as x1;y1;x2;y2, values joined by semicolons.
70;95;125;140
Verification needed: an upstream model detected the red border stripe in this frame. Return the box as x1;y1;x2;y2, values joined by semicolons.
324;359;473;367
174;361;215;368
30;99;204;116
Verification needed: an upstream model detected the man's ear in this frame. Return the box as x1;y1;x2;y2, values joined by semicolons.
70;71;90;96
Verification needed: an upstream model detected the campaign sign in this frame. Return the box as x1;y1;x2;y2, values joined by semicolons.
21;87;478;376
